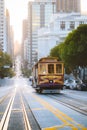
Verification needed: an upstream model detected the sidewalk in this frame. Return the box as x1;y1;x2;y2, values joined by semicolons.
0;77;14;87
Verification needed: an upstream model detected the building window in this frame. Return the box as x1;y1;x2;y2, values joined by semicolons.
60;21;65;30
70;21;75;29
79;21;84;25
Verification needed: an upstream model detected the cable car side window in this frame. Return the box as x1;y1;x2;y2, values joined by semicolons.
39;64;46;74
48;64;54;74
56;64;62;73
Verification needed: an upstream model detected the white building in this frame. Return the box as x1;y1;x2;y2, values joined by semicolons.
38;12;87;59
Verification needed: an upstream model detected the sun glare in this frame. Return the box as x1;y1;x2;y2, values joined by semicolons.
81;0;87;12
5;0;34;43
5;0;87;43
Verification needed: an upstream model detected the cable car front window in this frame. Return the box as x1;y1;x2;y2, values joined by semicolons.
48;64;54;74
56;64;62;73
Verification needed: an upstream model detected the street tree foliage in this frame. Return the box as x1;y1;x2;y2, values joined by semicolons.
21;60;31;77
50;43;63;60
61;24;87;72
50;45;60;59
0;51;15;78
50;24;87;74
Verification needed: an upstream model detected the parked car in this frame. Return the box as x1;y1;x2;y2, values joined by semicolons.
64;78;77;89
64;78;87;90
76;81;87;91
82;80;87;87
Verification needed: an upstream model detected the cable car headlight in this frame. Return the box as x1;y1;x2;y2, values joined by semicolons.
49;80;53;83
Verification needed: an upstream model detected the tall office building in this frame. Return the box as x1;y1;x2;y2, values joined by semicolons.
22;19;28;60
6;9;10;54
0;0;6;52
28;1;56;67
56;0;81;13
5;9;14;59
10;26;14;60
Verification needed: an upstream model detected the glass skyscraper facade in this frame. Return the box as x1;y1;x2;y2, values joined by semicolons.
56;0;81;13
0;0;5;51
28;1;56;67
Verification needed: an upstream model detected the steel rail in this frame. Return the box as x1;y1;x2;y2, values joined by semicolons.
47;94;87;116
21;95;32;130
0;88;16;130
21;89;41;130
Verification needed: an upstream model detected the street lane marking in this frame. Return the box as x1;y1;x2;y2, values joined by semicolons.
31;94;87;130
0;87;16;130
43;126;79;130
0;112;3;115
43;127;87;130
32;108;46;111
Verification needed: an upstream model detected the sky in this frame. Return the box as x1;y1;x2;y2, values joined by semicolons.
5;0;87;43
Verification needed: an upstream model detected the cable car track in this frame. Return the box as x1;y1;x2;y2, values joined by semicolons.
0;90;16;130
0;86;87;130
21;95;32;130
21;92;41;130
0;88;32;130
0;87;41;130
47;94;87;116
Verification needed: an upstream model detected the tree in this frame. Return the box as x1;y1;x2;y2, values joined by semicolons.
49;24;87;75
50;43;62;60
60;24;87;74
62;24;87;67
21;60;32;77
0;51;15;78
